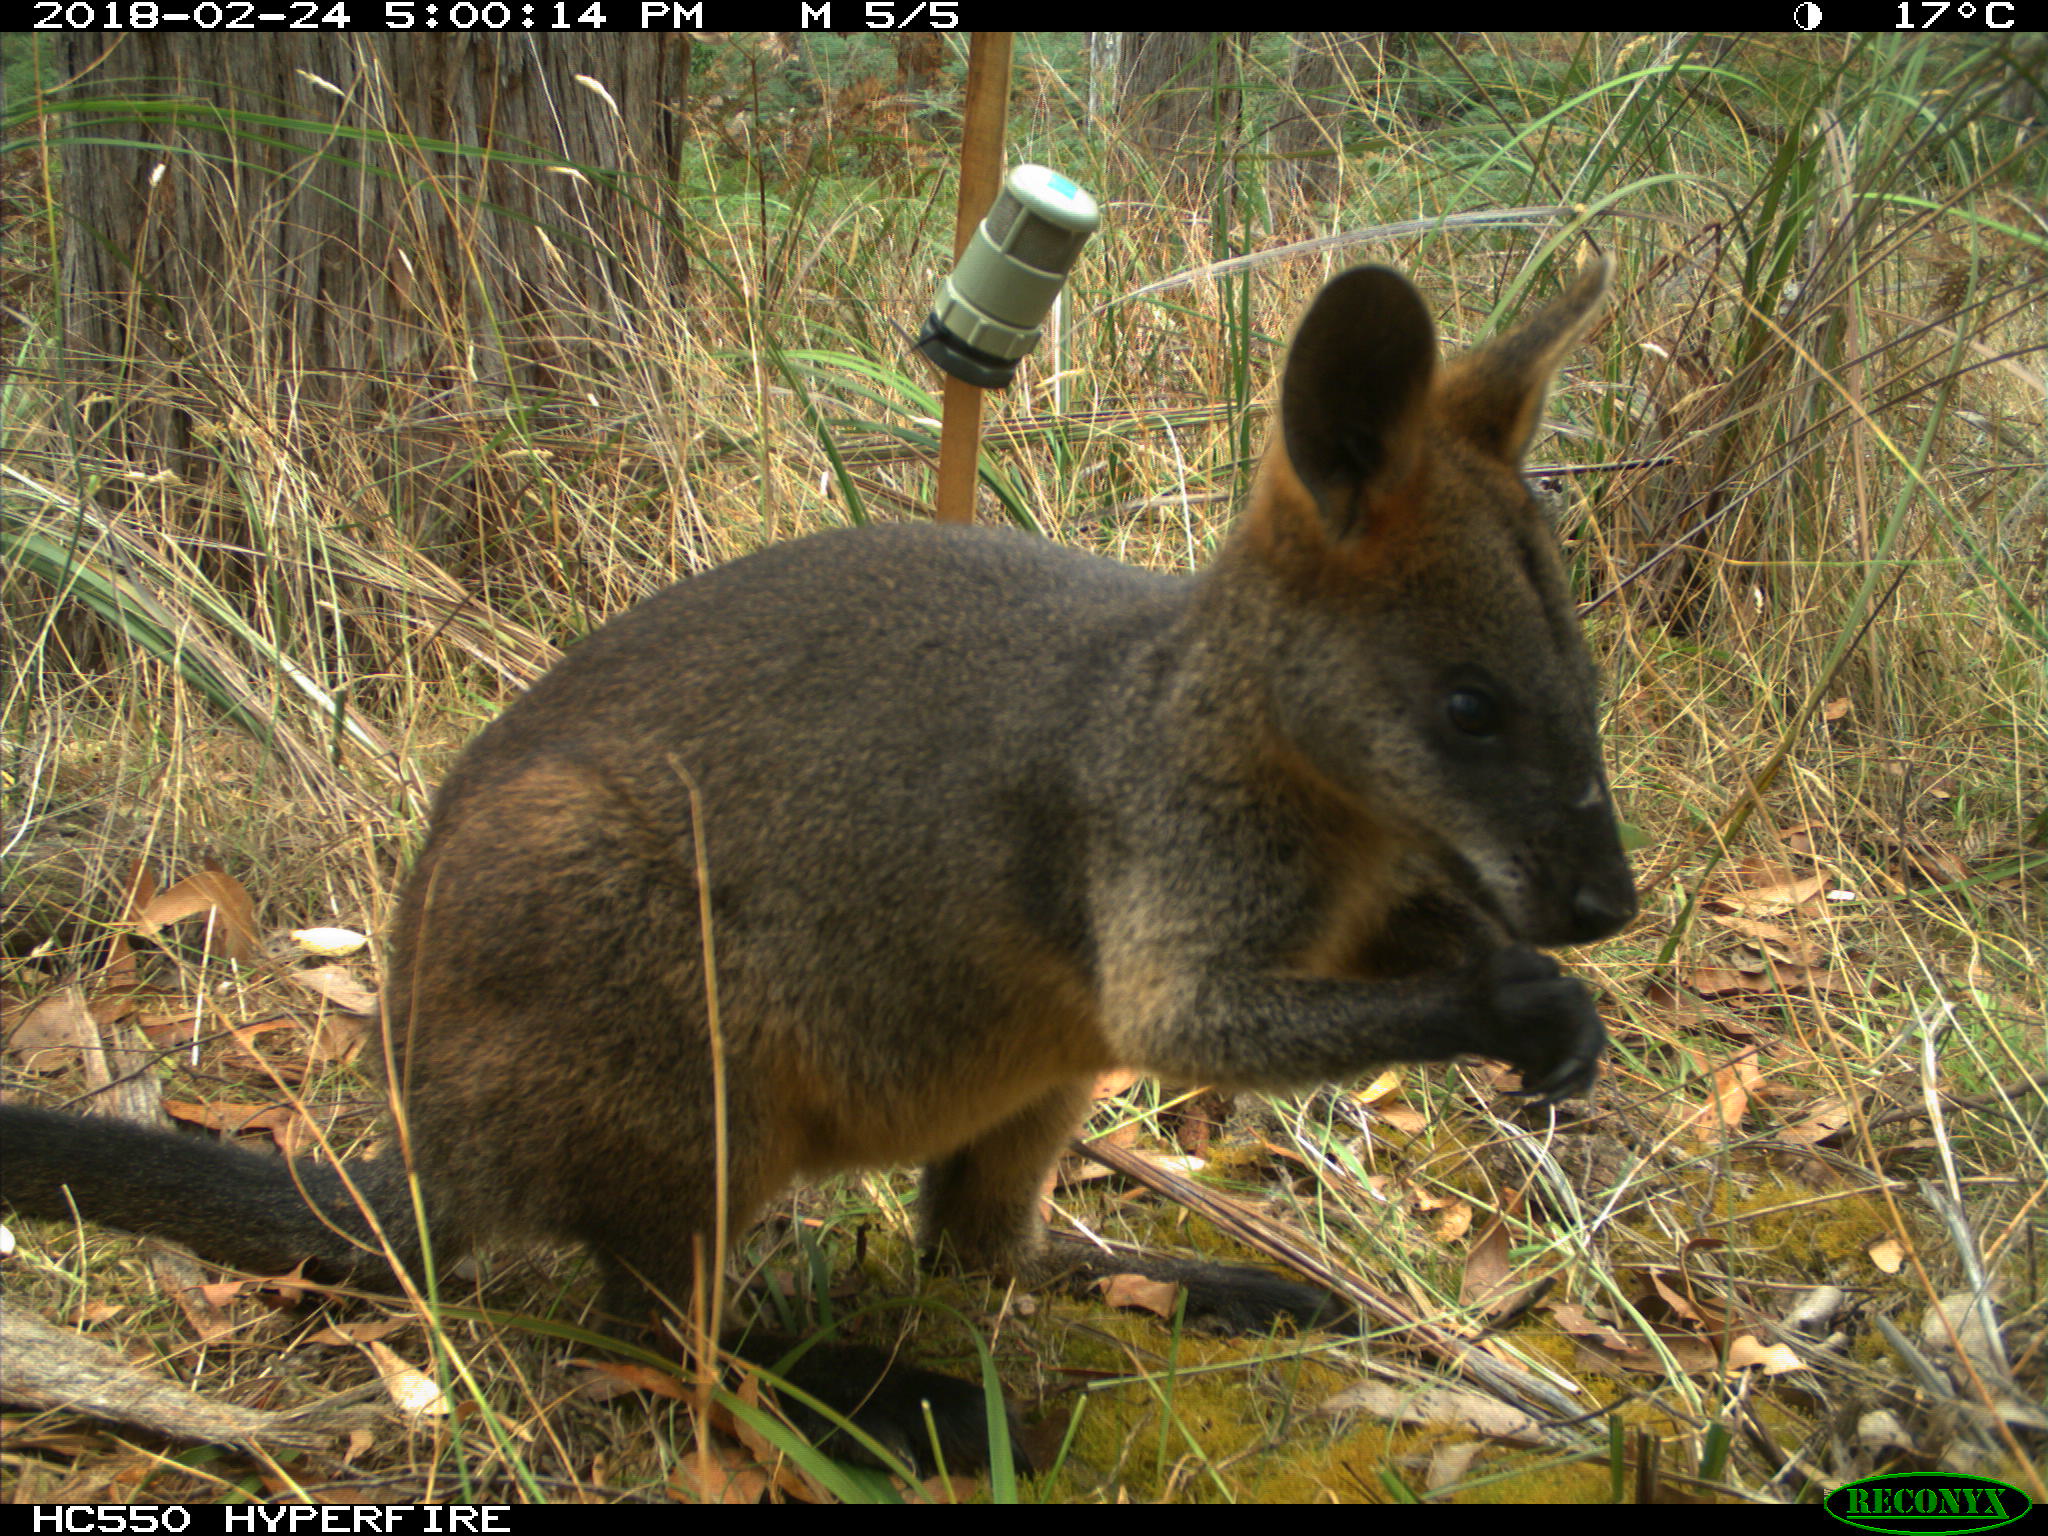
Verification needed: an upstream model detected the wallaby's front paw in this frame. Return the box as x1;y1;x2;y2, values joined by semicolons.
1479;947;1607;1104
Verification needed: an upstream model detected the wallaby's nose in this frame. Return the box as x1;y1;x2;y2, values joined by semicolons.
1570;881;1636;941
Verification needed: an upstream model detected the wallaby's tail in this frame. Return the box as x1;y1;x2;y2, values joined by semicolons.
0;1104;416;1286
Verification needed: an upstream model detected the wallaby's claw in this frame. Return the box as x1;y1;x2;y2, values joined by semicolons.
1512;1043;1603;1104
1480;946;1608;1104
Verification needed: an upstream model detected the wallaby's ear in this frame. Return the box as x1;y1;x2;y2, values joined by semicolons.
1435;254;1611;465
1275;266;1438;542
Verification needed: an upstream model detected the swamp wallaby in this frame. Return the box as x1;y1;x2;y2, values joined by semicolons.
3;258;1635;1471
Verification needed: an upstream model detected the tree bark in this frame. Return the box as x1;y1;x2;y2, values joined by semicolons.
1271;33;1396;208
1115;33;1249;196
53;35;691;546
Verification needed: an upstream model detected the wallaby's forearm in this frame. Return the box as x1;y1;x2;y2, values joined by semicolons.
1121;949;1603;1101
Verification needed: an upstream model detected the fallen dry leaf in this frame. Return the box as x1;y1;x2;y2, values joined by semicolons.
673;1434;773;1505
1709;866;1832;917
1319;1379;1541;1441
1375;1103;1429;1135
1777;822;1822;855
5;991;97;1074
1347;1067;1407;1107
1725;1334;1805;1375
1641;1268;1731;1333
290;927;368;958
1431;1200;1473;1244
289;965;380;1016
1427;1440;1489;1490
197;1280;253;1310
87;992;141;1028
721;1371;839;1503
303;1320;408;1346
1686;960;1857;999
307;1011;370;1067
1683;1051;1762;1135
1461;1196;1552;1318
134;870;263;968
1097;1273;1181;1318
363;1340;448;1418
1461;1211;1514;1309
1702;912;1826;966
1783;1093;1858;1146
160;1100;312;1156
135;1012;200;1048
907;1474;987;1506
574;1359;688;1401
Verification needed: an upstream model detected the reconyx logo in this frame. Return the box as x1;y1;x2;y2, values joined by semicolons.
1825;1473;2032;1534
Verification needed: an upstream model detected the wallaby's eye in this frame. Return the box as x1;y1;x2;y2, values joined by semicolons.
1445;687;1503;738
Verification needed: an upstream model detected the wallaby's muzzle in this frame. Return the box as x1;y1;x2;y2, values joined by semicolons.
1568;869;1638;943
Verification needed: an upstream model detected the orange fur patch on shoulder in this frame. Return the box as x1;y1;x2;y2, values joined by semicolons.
1253;725;1406;978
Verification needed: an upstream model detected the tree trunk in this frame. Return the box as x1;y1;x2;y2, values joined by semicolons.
1086;33;1120;127
53;35;691;548
1271;34;1396;209
1115;33;1249;196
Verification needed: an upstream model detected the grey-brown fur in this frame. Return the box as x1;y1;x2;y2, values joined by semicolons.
3;260;1635;1467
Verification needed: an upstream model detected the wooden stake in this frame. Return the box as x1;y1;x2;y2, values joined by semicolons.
932;33;1013;525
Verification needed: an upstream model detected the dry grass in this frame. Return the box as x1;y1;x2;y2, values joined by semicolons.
2;33;2042;1504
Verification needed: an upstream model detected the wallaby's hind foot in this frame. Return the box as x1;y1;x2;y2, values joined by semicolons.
1044;1235;1356;1336
732;1330;1026;1476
